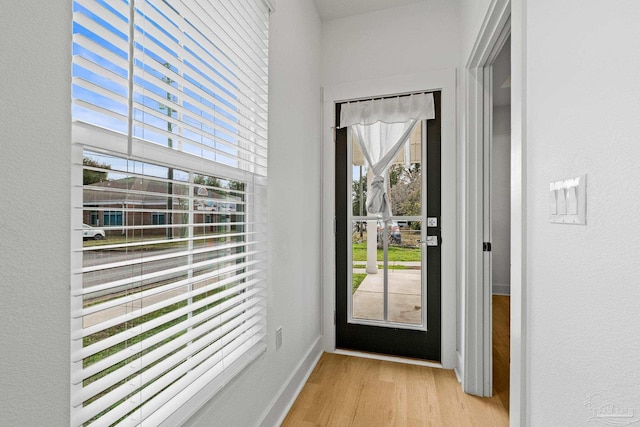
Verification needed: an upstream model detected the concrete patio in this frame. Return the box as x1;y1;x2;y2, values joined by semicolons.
352;268;422;324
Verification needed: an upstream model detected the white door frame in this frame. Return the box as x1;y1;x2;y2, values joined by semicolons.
464;0;527;425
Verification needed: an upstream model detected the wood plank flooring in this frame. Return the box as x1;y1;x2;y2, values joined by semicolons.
282;296;510;426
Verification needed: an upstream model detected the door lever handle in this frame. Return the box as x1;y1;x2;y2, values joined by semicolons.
418;236;439;246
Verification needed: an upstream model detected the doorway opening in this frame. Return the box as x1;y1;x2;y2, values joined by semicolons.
490;35;511;411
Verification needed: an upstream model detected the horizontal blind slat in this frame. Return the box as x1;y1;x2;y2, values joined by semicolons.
73;303;264;424
133;2;269;120
77;258;259;320
78;231;257;252
74;121;268;178
132;66;268;144
72;279;264;378
78;240;253;275
135;334;266;426
175;2;268;90
73;76;129;106
73;10;130;50
71;271;261;383
72;0;269;423
72;98;129;124
73;33;130;72
74;252;260;298
132;102;268;163
131;324;266;425
72;296;264;407
75;0;130;24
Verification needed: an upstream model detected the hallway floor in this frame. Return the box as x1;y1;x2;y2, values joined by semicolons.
282;295;510;426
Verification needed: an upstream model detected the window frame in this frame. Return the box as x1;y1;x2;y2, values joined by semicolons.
70;0;271;424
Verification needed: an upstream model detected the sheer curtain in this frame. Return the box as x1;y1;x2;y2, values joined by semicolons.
339;93;435;220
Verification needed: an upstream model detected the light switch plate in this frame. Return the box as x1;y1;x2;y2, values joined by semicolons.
550;175;586;225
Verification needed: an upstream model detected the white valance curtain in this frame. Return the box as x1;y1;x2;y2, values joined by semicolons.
339;93;435;220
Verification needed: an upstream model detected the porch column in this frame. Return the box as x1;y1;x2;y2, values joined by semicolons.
366;167;378;274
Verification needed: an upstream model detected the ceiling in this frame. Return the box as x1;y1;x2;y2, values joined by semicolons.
313;0;427;21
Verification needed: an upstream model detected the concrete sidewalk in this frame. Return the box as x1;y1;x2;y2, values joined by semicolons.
352;270;422;324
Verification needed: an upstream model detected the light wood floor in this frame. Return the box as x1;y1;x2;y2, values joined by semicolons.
282;295;510;426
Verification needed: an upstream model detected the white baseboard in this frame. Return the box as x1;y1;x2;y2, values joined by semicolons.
257;336;323;427
454;350;463;383
492;284;511;295
334;349;443;369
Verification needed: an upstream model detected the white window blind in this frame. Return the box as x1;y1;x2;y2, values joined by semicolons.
71;1;269;425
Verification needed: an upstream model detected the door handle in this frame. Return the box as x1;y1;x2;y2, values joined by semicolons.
418;236;439;246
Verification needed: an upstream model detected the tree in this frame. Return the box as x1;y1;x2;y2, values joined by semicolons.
389;163;421;220
194;175;221;189
83;157;111;185
228;180;244;192
351;175;367;217
159;62;178;239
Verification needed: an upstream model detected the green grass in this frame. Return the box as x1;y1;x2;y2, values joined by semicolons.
352;273;366;293
83;236;189;250
351;242;421;262
80;284;234;422
83;301;189;370
379;264;417;270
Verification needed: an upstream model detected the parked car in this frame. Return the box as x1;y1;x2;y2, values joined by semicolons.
377;220;401;246
83;224;106;240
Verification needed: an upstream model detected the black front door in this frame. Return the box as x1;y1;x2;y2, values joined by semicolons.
335;91;441;361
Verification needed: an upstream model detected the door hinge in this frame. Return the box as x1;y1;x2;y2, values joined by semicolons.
333;217;336;235
483;242;492;252
333;310;336;325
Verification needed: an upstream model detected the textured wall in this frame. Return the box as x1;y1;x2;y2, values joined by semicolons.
0;1;323;425
0;1;71;425
492;106;511;293
321;0;459;86
527;1;640;424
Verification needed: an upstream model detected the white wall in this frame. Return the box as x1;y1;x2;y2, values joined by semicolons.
526;1;640;425
0;2;71;425
321;0;459;86
320;0;460;369
492;105;511;294
184;0;323;425
458;0;494;64
460;0;640;423
0;1;323;425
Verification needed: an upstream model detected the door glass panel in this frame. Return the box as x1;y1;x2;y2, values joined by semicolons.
351;220;383;321
388;124;423;217
388;220;422;324
350;124;425;327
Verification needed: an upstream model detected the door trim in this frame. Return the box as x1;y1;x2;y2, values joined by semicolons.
464;7;511;397
321;69;457;369
465;0;527;425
